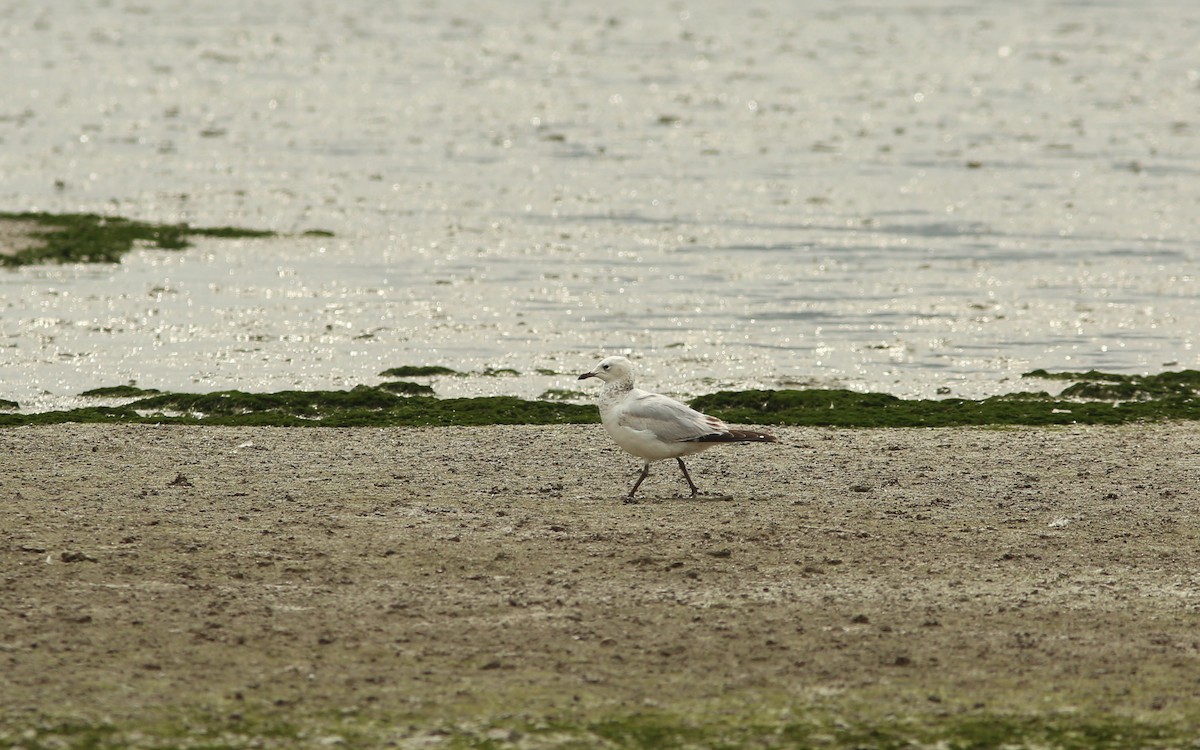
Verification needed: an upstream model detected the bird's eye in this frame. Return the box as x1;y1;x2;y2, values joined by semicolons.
602;364;610;370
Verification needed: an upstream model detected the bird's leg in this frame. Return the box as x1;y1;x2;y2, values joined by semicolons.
626;462;652;501
676;457;701;497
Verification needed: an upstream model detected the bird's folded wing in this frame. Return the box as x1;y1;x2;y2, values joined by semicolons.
617;392;727;443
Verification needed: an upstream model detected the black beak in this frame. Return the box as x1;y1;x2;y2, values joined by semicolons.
578;372;596;380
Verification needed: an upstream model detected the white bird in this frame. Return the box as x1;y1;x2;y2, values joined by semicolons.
578;355;777;500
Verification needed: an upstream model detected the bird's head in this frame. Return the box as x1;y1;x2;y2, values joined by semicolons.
578;355;633;384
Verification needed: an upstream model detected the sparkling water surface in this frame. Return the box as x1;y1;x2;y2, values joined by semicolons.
1;1;1197;411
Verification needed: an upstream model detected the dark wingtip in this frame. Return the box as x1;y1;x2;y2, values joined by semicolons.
689;429;778;444
731;429;778;443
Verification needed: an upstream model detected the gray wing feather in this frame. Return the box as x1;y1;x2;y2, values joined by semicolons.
617;392;726;443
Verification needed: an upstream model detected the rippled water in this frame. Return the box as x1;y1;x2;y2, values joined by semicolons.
2;1;1197;410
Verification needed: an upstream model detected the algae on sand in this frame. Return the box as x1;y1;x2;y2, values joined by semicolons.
0;385;598;428
688;387;1200;427
1023;368;1200;401
379;365;463;378
0;211;285;266
2;369;1199;429
79;385;162;398
690;369;1200;427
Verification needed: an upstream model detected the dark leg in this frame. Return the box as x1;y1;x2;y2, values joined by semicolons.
676;457;700;497
626;462;651;500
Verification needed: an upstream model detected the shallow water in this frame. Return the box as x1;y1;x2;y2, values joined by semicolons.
2;0;1197;411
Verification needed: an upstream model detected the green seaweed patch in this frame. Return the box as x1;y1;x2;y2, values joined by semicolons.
377;380;436;396
425;396;595;426
5;370;1200;429
379;365;463;377
302;229;335;237
0;398;17;410
689;387;1200;427
1024;368;1130;382
378;366;523;378
538;388;586;401
128;385;408;422
0;386;597;428
1024;369;1200;401
0;211;280;267
79;385;162;398
0;406;140;426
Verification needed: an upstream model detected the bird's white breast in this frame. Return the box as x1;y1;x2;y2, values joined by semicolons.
598;385;710;461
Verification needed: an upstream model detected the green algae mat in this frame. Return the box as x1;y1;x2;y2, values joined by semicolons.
0;211;331;266
2;369;1198;428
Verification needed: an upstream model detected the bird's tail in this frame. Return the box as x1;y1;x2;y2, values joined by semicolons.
689;429;778;444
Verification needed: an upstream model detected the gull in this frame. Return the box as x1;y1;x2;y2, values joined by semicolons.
578;355;777;500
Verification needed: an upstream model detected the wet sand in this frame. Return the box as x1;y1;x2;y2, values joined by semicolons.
2;422;1198;745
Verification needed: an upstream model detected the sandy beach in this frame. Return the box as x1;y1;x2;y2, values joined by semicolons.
3;1;1198;745
2;422;1198;746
